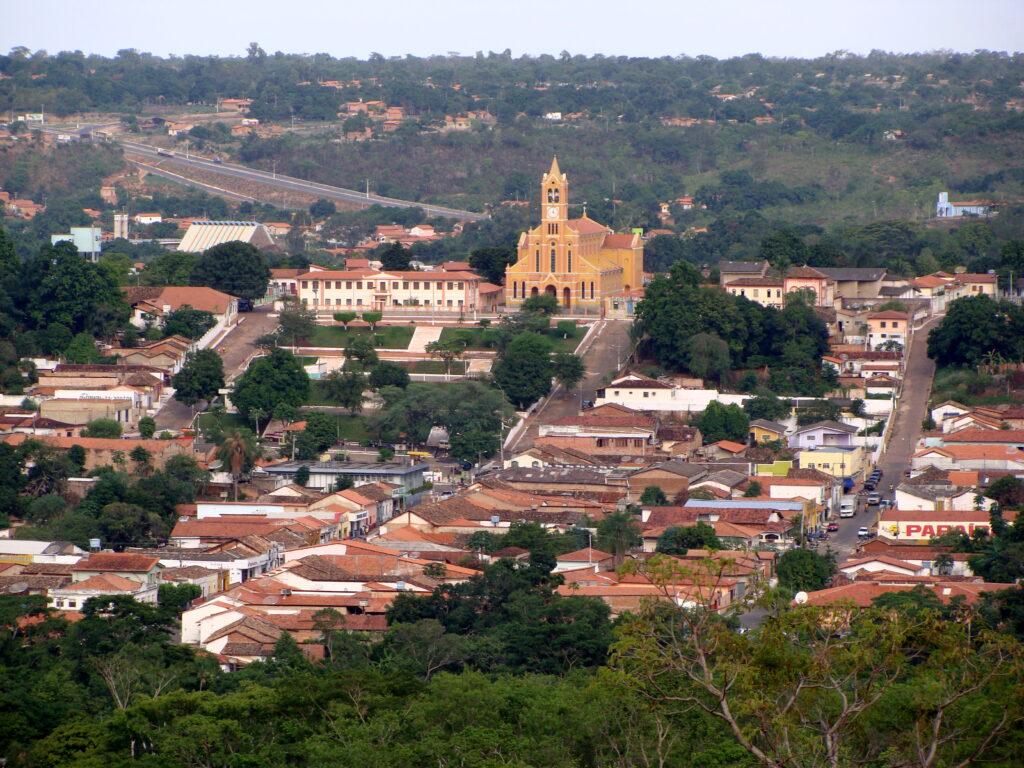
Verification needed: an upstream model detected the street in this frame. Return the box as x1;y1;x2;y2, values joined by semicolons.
507;319;633;453
823;315;941;559
154;306;280;431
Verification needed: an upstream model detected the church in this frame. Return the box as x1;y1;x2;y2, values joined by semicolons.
504;158;644;312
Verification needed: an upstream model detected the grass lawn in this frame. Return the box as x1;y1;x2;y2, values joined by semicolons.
295;356;319;366
306;324;414;349
296;412;375;443
196;410;250;439
438;323;585;353
406;360;468;375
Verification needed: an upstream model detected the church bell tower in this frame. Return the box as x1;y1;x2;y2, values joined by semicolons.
541;156;568;225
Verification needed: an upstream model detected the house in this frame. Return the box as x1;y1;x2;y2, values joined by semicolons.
748;419;787;445
941;428;1024;450
628;461;707;501
935;191;991;218
262;460;428;494
1;433;195;471
177;221;275;252
161;565;222;598
50;552;164;611
0;540;85;565
536;411;657;457
839;555;929;578
51;227;102;262
724;276;785;307
796;445;865;481
133;212;163;226
110;336;192;374
801;579;1011;608
553;547;614;572
876;508;1015;542
594;373;749;413
702;440;747;460
857;539;975;576
718;261;769;285
783;265;835;307
122;286;238;330
952;272;997;297
910;445;1024;473
788;421;857;451
817;268;887;299
866;311;909;350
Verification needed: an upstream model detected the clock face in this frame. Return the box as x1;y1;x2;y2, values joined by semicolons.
547;206;559;219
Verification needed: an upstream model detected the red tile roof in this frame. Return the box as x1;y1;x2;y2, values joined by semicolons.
73;552;160;573
64;574;144;592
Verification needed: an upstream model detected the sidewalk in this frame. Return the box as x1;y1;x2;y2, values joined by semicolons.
408;326;443;353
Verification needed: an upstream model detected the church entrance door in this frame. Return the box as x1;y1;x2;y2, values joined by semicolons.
562;287;571;308
530;287;539;297
544;285;557;300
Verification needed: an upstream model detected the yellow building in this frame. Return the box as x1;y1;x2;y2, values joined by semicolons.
504;158;644;311
748;419;787;445
796;446;865;481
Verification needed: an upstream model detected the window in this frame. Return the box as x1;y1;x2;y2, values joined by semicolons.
346;281;352;289
402;281;409;289
590;281;595;299
393;299;400;306
356;281;362;289
547;188;560;203
535;250;540;272
367;281;374;289
424;299;430;306
643;391;649;398
892;321;900;328
513;282;518;298
413;281;419;289
458;299;463;306
753;289;759;297
567;250;572;272
447;281;454;289
312;281;319;290
447;300;453;307
457;282;463;289
356;299;363;306
550;248;556;273
580;280;585;297
392;281;399;289
880;321;887;328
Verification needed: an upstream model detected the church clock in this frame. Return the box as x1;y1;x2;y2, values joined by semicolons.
547;206;559;219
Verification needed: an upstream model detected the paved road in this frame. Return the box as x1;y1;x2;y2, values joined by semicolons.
154;307;280;431
825;315;941;559
118;139;486;221
507;319;633;453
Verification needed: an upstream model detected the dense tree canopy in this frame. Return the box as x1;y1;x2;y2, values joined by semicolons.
190;241;270;302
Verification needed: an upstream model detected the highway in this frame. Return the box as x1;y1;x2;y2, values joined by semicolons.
40;124;487;221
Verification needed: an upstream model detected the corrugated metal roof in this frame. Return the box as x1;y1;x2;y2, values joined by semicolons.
177;221;275;252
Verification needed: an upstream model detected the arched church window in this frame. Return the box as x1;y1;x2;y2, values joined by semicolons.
547;188;560;203
550;247;556;273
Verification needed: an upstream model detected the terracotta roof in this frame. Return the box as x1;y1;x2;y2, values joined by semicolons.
123;286;237;315
879;508;1015;523
2;433;192;454
548;413;655;429
785;265;829;280
802;580;1011;607
557;547;614;562
565;217;611;235
915;444;1024;461
868;310;909;320
710;440;746;453
954;273;997;284
727;277;784;287
73;553;160;573
603;233;638;248
944;429;1024;443
840;555;923;572
909;275;949;289
64;573;145;592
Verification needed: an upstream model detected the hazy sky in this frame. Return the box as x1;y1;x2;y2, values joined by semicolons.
4;0;1023;59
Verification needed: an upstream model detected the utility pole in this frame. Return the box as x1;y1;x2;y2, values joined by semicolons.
365;178;370;199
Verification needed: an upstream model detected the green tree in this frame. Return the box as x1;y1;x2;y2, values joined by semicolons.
655;522;722;555
743;480;763;497
551;351;585;391
216;428;259;501
162;306;216;340
521;293;559;315
687;332;731;382
344;335;379;367
697;401;749;443
744;392;791;421
378;242;412;271
277;304;317;346
333;311;357;328
425;338;465;379
190;241;270;302
157;582;201;616
493;332;554;409
777;548;835;592
309;198;336;218
469;245;516;284
639;485;668;506
138;416;156;439
231;348;309;421
82;418;122;438
596;511;641;561
64;333;101;364
294;465;310;486
368;361;410;390
928;295;1024;368
321;369;366;414
361;311;382;330
172;349;225;408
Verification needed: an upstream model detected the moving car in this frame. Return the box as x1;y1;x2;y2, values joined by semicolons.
866;492;881;506
826;522;839;532
857;526;871;539
839;496;856;518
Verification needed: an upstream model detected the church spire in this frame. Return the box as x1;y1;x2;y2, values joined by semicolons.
547;155;561;179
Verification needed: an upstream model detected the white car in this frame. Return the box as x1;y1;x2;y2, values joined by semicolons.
857;527;871;538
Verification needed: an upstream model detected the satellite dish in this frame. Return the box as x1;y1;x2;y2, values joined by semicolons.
794;591;809;604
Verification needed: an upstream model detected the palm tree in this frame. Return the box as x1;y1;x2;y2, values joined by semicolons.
217;428;259;501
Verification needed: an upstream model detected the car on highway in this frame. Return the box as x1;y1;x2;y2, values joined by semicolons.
857;526;871;539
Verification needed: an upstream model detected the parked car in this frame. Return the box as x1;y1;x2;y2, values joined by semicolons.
863;481;876;492
857;527;871;539
827;522;839;532
867;492;881;506
873;469;884;479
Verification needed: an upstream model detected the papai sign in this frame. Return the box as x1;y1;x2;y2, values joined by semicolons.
903;523;989;538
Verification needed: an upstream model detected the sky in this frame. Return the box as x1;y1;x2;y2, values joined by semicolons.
3;0;1023;60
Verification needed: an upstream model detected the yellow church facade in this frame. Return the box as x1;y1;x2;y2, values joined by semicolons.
504;158;644;312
